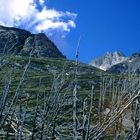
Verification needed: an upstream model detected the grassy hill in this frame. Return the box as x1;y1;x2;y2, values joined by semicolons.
0;55;139;139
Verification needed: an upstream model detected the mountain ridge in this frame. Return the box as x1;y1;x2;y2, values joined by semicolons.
0;25;66;58
90;50;128;71
108;52;140;74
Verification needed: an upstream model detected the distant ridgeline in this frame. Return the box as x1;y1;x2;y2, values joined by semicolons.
0;25;66;58
90;50;140;74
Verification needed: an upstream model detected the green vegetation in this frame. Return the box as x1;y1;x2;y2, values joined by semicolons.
0;56;139;139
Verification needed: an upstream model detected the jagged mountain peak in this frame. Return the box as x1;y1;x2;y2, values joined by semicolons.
104;50;125;57
90;50;128;71
113;50;125;57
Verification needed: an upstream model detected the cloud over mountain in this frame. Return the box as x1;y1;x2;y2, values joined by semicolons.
0;0;77;38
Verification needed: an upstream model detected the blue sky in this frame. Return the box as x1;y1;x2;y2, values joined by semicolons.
0;0;140;63
47;0;140;63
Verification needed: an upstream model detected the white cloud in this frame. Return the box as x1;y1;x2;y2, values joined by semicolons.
36;8;63;20
0;0;77;38
39;0;45;7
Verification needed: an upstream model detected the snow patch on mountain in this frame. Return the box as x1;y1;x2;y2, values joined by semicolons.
90;51;129;71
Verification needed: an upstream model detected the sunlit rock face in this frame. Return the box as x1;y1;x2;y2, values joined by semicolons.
0;25;66;58
90;51;128;71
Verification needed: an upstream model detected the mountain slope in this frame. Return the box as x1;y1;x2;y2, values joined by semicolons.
108;52;140;74
0;25;65;58
0;26;138;139
0;55;137;139
90;51;128;70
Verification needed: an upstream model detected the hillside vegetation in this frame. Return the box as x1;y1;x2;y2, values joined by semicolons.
0;25;139;140
0;55;140;140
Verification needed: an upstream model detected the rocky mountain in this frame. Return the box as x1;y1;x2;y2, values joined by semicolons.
108;52;140;74
0;26;138;139
0;25;65;58
90;51;128;71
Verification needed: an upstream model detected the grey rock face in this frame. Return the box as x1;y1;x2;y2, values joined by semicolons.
108;52;140;74
90;51;128;71
0;25;65;58
0;25;31;54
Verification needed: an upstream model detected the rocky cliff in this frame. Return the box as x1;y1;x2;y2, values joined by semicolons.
90;51;128;71
0;25;65;58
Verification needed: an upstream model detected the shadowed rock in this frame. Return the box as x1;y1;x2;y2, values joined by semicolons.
0;25;66;58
